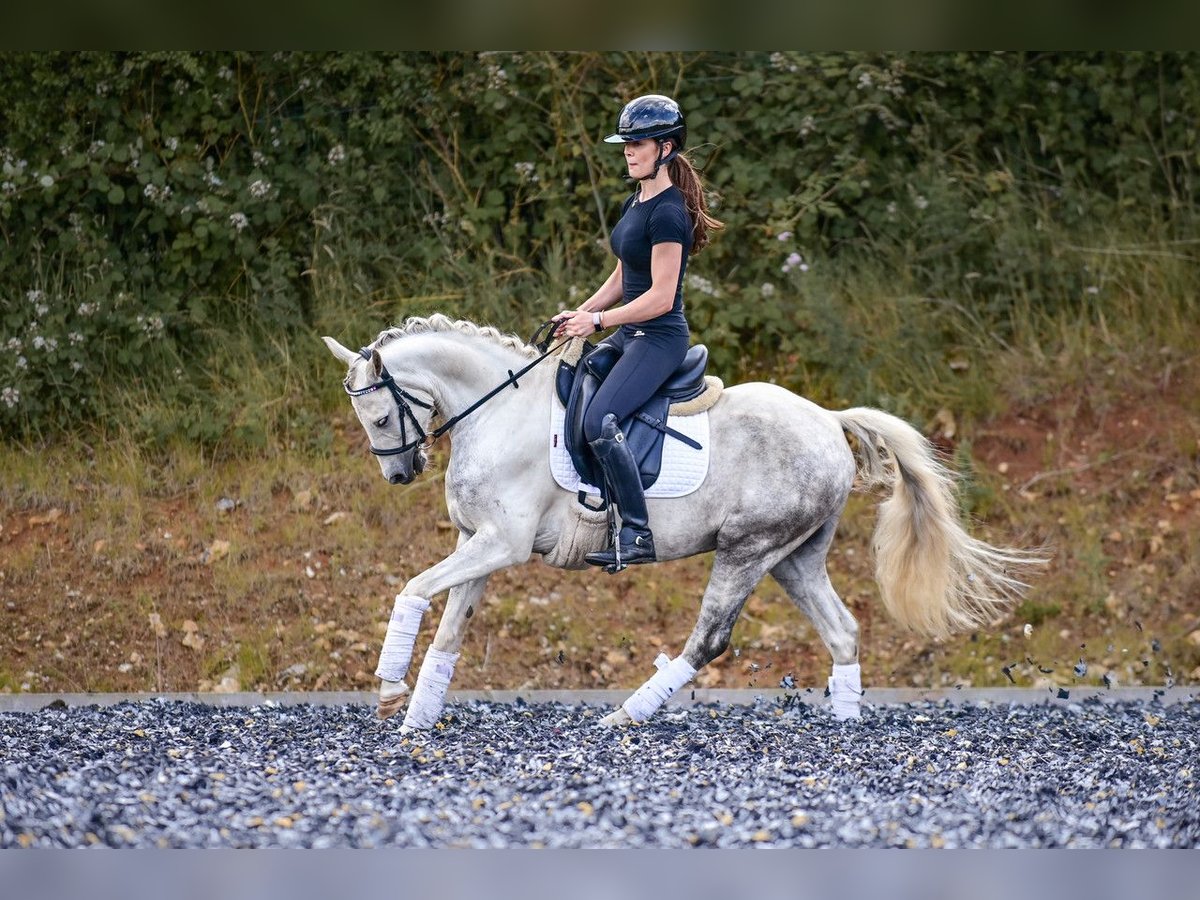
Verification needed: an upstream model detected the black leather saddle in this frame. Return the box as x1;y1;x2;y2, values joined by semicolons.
556;341;708;502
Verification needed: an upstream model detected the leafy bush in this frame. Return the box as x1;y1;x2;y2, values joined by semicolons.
2;51;1197;440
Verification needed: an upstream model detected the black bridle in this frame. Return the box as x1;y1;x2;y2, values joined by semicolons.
345;322;570;458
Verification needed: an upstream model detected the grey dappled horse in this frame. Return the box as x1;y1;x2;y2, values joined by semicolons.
324;315;1041;733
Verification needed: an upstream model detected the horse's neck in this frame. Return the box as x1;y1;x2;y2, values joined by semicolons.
385;334;549;430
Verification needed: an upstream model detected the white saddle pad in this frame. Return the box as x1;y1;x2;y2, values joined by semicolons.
548;398;710;499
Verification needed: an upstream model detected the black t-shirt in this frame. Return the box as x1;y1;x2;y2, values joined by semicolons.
609;185;692;335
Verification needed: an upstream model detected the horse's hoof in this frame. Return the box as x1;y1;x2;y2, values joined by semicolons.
377;692;407;721
599;707;634;727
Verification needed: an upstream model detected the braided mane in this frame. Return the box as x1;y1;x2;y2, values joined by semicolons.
372;314;540;360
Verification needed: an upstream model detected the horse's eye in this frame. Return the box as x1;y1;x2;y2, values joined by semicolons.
374;416;389;428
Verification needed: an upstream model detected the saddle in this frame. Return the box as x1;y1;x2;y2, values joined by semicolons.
556;341;709;500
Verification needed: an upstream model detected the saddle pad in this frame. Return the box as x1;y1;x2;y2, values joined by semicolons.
549;398;710;499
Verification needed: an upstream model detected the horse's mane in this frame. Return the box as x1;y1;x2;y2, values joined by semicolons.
371;314;540;361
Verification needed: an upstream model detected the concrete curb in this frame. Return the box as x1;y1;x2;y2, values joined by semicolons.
0;686;1193;713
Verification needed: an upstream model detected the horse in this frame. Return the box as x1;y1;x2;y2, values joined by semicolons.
323;314;1043;733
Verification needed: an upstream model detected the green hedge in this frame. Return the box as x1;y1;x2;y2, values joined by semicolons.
2;51;1197;435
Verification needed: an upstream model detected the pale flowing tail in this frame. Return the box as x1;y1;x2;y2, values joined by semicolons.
834;407;1046;640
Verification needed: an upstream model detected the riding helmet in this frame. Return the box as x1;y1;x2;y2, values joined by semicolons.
604;94;687;149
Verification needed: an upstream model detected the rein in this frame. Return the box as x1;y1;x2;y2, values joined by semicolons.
346;321;571;457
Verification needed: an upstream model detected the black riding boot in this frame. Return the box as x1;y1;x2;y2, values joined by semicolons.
585;414;657;572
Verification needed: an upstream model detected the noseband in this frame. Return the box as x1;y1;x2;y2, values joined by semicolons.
345;348;436;457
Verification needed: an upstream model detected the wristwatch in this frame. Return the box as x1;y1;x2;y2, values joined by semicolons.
592;312;604;333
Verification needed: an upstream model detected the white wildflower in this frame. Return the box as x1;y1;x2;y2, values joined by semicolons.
685;273;719;297
71;361;83;373
513;161;538;183
1;181;14;194
782;252;807;275
886;201;898;217
26;289;44;304
88;140;107;156
798;115;817;139
16;356;27;369
35;303;49;317
914;195;929;211
143;183;173;204
252;150;268;168
485;63;508;91
95;81;110;97
327;144;346;166
856;70;874;90
1085;285;1099;295
39;174;54;188
760;282;776;297
6;337;21;352
68;332;84;345
769;52;799;73
165;136;179;152
32;336;45;350
229;211;249;232
249;179;271;198
777;231;793;242
77;301;97;317
136;314;165;336
1;386;19;408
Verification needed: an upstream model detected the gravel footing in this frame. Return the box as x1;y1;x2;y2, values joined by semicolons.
2;697;1196;848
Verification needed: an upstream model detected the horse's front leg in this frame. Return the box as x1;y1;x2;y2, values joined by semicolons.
376;573;488;721
374;527;528;725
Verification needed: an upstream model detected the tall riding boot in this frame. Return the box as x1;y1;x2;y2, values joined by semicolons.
585;414;657;572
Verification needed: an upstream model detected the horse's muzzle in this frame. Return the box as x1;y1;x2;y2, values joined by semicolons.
389;472;413;485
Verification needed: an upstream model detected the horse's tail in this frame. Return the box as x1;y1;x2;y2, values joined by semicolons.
833;407;1046;640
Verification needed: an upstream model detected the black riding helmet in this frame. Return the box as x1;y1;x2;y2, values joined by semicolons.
604;94;686;181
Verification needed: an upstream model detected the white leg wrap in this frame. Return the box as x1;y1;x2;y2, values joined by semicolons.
402;648;459;730
374;595;430;683
828;662;862;720
622;653;697;724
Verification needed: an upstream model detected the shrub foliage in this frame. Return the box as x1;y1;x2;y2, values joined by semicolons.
2;51;1197;437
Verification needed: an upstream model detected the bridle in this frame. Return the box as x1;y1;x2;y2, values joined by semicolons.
345;348;437;457
345;322;570;458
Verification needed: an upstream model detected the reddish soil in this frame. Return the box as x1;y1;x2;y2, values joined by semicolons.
2;357;1197;697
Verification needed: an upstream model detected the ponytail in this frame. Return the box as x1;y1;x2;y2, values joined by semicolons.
668;151;723;253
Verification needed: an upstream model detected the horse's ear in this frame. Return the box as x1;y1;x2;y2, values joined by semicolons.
370;348;384;378
322;336;358;366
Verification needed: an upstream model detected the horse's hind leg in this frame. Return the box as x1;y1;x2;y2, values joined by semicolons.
600;545;774;727
769;516;863;719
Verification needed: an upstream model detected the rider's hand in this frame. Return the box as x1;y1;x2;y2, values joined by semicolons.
553;309;598;338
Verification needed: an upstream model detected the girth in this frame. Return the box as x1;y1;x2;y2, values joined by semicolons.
557;341;708;500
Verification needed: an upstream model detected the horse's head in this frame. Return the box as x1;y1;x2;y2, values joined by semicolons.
323;336;432;485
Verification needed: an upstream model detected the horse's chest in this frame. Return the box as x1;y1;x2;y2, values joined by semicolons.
443;462;499;530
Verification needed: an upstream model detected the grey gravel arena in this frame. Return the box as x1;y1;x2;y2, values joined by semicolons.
2;692;1197;849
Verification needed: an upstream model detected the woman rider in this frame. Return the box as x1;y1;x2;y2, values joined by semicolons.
554;94;722;570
